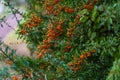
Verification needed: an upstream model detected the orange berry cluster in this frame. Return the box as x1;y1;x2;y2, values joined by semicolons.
67;26;76;38
5;60;13;66
66;15;81;38
64;41;73;52
45;0;75;16
64;45;73;52
20;28;27;35
37;39;51;58
52;0;60;5
20;14;42;35
45;0;62;16
67;57;82;71
74;15;81;25
24;14;42;29
80;51;91;59
37;21;64;58
67;51;93;71
22;69;33;78
46;3;54;14
64;6;74;13
83;3;94;10
53;4;63;16
47;22;63;40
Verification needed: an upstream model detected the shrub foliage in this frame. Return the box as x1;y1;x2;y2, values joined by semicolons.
0;0;120;80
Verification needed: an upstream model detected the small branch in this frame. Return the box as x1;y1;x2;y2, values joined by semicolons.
8;5;20;25
3;20;16;30
0;48;14;62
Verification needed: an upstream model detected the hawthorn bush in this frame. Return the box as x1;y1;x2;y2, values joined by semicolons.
0;0;120;80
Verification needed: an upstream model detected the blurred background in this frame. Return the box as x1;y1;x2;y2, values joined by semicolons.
0;0;30;56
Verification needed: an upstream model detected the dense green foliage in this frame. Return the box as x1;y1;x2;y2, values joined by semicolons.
0;0;120;80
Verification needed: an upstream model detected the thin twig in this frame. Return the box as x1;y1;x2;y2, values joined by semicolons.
2;20;16;30
0;48;14;62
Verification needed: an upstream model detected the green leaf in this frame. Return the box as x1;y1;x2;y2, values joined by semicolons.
91;6;98;21
5;46;9;53
80;16;88;23
91;32;96;40
106;59;120;80
75;49;79;56
78;9;89;15
109;18;113;24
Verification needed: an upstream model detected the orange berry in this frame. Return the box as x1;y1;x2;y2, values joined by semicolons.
68;62;74;66
37;45;41;49
13;76;18;80
59;21;64;25
72;67;79;71
65;7;69;12
56;25;62;30
86;52;91;57
94;0;98;3
80;54;86;59
20;29;27;35
91;49;96;53
68;8;74;13
57;4;63;11
75;15;80;20
65;7;74;13
39;78;44;80
34;51;39;55
78;60;82;64
74;62;80;66
83;5;88;9
52;0;60;5
6;60;13;66
37;53;45;58
89;3;93;6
